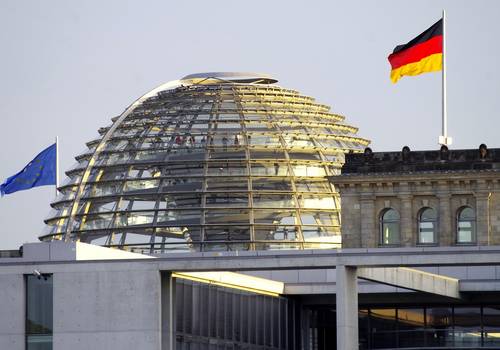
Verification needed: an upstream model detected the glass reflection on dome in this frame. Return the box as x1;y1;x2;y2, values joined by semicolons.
42;73;369;253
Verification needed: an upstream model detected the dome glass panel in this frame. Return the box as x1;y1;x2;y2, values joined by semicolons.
41;72;369;253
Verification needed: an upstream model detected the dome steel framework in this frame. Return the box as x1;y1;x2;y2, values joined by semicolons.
41;73;369;253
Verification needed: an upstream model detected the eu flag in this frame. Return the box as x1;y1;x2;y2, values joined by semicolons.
1;143;57;196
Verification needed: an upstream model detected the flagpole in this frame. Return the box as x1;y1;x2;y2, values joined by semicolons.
55;136;59;197
439;9;452;146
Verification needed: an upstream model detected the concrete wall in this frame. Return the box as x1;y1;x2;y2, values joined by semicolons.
53;269;161;350
0;274;24;350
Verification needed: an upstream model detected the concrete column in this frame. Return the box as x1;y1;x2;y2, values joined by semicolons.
399;194;413;246
437;193;453;245
475;192;491;245
336;265;358;350
360;194;375;247
161;272;176;350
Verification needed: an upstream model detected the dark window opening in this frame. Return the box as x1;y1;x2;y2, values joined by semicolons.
26;274;53;350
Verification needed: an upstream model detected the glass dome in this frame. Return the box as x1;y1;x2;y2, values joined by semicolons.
41;72;370;253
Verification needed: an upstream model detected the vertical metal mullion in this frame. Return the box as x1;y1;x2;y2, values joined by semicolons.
481;305;484;347
231;292;236;344
180;280;185;338
250;87;263;250
282;297;286;350
452;305;455;348
225;289;229;342
148;105;179;253
216;286;220;341
105;203;121;246
234;86;254;250
199;282;204;340
239;292;244;343
259;88;303;250
148;178;164;253
100;170;122;246
286;151;304;249
269;297;279;348
201;87;220;251
423;307;428;348
248;294;252;345
291;299;297;350
255;295;259;346
119;168;144;246
395;307;399;348
276;91;304;249
200;159;208;253
200;281;205;340
108;166;131;247
156;115;178;252
367;308;371;350
263;296;267;347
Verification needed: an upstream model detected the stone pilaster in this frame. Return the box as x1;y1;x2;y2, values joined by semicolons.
360;194;376;247
490;193;500;245
340;193;361;248
399;194;413;246
475;192;491;245
437;193;453;246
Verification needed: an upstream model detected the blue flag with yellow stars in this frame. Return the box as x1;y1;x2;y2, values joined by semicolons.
1;143;56;196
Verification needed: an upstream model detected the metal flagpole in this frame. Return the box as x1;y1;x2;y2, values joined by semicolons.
55;136;59;197
439;9;452;146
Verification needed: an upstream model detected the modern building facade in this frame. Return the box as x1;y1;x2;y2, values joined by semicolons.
3;240;500;350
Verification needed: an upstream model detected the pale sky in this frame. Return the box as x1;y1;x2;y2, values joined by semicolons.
1;0;499;249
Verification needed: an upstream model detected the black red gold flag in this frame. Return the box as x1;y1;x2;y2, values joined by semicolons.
388;19;443;83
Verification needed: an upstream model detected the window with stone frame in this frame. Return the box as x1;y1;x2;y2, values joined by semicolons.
457;206;476;244
380;208;400;245
418;207;437;244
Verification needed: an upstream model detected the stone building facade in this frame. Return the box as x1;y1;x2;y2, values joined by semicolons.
332;145;500;248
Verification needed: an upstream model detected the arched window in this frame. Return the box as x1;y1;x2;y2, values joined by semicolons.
418;207;437;244
380;208;400;245
457;207;476;244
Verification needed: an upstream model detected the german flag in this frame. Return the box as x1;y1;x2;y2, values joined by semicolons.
388;19;443;83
